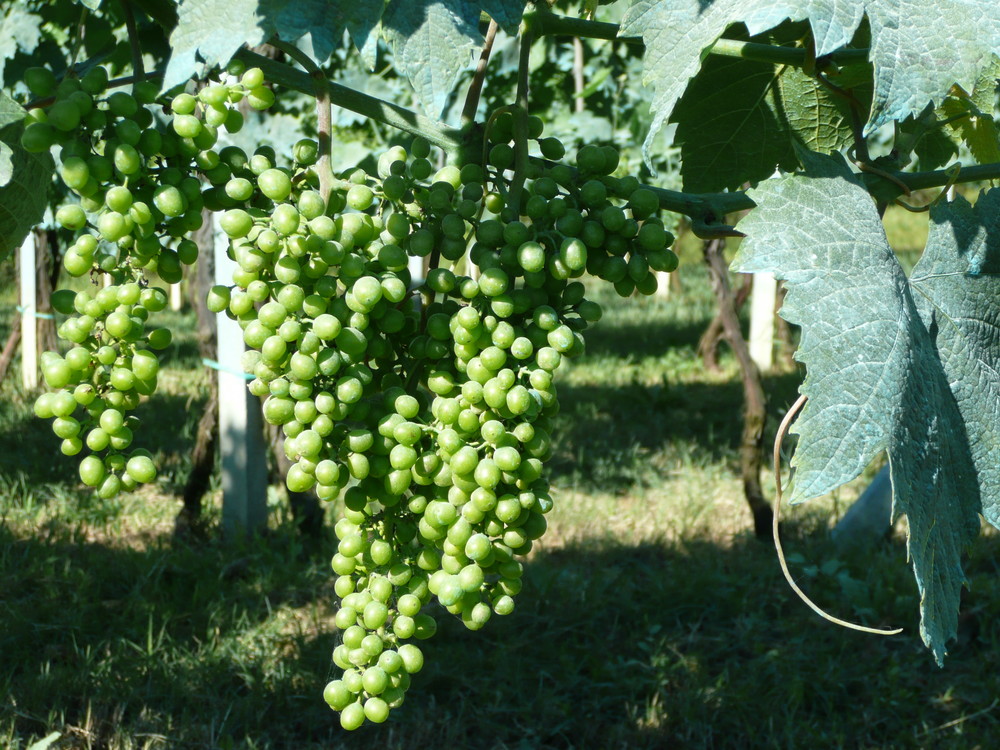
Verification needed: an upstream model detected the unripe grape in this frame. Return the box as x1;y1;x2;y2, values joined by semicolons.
241;67;265;88
258;168;292;201
55;204;87;231
340;702;365;731
25;67;57;96
247;86;275;110
79;455;106;487
126;455;156;483
47;101;82;131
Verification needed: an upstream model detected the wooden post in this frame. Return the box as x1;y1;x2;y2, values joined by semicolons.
19;233;38;390
749;272;776;372
214;216;268;537
170;283;183;311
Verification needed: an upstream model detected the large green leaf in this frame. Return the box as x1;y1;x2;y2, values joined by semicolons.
0;93;53;262
0;5;44;84
621;0;1000;162
941;57;1000;166
382;0;481;118
163;0;267;91
478;0;526;34
163;0;387;91
671;28;857;192
733;152;1000;662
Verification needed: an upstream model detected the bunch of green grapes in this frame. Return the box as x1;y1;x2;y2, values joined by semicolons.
23;62;275;495
485;109;679;296
24;56;680;728
203;112;677;726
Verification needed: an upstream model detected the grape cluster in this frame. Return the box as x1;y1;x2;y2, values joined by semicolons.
24;62;274;494
201;110;677;725
32;283;169;495
484;109;679;297
24;59;679;729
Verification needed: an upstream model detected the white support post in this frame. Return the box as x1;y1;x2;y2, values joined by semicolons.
170;282;183;311
214;217;268;536
408;254;425;287
19;233;38;390
749;272;777;372
654;271;672;298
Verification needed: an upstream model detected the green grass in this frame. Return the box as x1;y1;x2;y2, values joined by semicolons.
5;218;1000;748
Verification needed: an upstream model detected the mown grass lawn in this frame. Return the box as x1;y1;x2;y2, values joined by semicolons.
4;207;1000;749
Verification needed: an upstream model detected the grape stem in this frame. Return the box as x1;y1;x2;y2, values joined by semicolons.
234;49;465;151
67;5;89;73
508;30;533;217
268;39;338;201
772;394;903;636
461;19;499;127
121;0;146;82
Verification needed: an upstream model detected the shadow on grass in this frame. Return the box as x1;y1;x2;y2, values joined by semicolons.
0;391;207;492
3;518;1000;749
551;372;804;489
581;315;719;360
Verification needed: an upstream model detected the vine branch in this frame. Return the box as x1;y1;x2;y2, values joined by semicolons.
234;49;463;151
772;395;903;636
269;39;335;201
31;45;995;232
462;19;499;126
508;31;533;217
121;0;145;81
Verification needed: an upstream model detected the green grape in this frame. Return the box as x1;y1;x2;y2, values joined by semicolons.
25;67;57;96
21;121;56;153
258;168;292;201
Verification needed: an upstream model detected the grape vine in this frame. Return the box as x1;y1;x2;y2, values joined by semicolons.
6;0;1000;736
22;50;682;724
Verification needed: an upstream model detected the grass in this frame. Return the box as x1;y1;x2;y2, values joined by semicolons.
5;209;1000;748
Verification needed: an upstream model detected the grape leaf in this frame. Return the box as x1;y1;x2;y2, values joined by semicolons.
163;0;266;91
733;151;999;662
342;1;388;70
910;191;1000;527
163;0;388;91
0;5;44;84
941;58;1000;166
0;92;53;262
621;0;1000;163
671;28;857;192
478;0;526;34
382;0;480;118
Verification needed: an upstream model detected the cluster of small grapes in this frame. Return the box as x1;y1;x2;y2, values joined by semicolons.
316;122;682;727
23;62;274;495
32;283;169;495
485;109;679;297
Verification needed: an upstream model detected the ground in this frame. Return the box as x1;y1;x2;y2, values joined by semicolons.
4;207;1000;749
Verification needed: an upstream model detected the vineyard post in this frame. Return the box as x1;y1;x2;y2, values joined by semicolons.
749;272;776;372
213;216;267;536
19;233;38;390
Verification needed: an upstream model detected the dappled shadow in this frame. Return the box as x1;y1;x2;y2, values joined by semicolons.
550;371;803;490
581;314;720;361
0;391;206;492
3;517;1000;748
